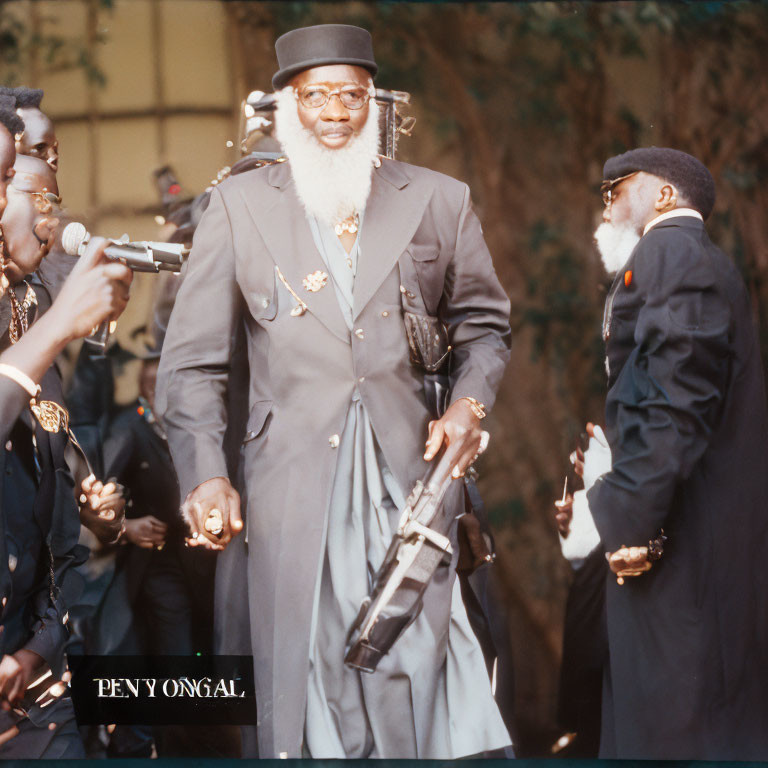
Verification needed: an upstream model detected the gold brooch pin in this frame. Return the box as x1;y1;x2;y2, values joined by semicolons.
303;270;328;292
334;213;359;236
30;399;70;433
275;266;307;316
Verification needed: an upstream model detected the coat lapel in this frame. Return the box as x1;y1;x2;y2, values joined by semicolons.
353;161;432;320
239;161;350;344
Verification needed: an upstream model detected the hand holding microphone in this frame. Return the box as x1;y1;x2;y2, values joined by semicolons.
47;234;133;344
61;222;187;348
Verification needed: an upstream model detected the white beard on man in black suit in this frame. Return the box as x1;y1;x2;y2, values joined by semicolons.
593;221;641;275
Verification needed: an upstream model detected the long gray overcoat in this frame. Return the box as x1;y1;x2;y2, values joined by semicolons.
156;157;511;757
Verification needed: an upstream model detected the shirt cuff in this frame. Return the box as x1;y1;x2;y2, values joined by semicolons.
558;489;601;562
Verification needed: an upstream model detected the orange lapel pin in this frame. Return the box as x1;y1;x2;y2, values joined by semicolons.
624;270;633;287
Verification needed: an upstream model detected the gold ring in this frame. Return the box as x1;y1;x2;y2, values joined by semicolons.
204;508;224;536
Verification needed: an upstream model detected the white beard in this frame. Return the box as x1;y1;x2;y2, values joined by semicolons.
275;87;380;226
593;221;641;275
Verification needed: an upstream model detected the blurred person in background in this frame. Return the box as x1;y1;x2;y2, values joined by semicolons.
86;351;221;758
12;88;58;173
551;473;606;759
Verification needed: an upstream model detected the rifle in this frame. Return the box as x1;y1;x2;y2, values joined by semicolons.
375;88;416;159
344;442;462;673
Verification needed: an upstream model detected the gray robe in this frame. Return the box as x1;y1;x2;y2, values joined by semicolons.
156;158;512;758
303;216;509;758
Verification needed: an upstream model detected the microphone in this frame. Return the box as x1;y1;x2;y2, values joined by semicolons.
61;222;189;349
62;222;189;273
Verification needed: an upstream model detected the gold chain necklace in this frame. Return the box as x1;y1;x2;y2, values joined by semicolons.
0;234;9;301
8;282;37;344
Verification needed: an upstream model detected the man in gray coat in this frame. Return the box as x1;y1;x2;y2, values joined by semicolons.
157;24;512;759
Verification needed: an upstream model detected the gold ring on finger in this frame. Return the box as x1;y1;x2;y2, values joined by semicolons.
204;508;225;536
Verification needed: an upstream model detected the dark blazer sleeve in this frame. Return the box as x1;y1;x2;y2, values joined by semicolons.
443;184;511;414
23;544;88;678
155;187;243;501
0;376;31;445
24;370;88;676
587;231;732;551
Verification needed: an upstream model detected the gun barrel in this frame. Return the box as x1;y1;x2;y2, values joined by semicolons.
374;88;411;105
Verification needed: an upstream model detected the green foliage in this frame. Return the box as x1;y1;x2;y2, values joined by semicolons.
515;219;605;394
0;1;111;86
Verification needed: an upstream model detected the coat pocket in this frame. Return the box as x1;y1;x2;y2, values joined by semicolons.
242;399;273;443
407;244;440;262
404;246;443;315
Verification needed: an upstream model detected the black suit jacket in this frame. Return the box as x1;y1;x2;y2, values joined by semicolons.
0;366;86;677
588;216;768;759
88;405;215;656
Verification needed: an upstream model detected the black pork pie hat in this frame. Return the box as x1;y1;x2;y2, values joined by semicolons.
603;147;716;220
272;24;377;90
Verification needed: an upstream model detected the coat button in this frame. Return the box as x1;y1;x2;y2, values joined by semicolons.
4;441;10;451
261;298;270;309
358;376;365;383
381;311;389;318
329;434;340;448
354;328;365;339
8;555;17;573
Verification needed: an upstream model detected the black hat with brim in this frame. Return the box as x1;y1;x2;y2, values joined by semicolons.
603;147;716;220
272;24;377;90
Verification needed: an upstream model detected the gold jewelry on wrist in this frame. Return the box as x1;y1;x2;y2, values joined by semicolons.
0;364;41;397
458;396;486;420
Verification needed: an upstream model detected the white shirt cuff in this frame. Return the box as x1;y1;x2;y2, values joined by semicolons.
558;489;601;562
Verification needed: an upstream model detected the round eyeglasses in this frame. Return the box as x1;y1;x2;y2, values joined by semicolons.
295;84;374;110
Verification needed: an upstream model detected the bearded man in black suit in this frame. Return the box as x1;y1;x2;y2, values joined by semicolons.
581;147;768;760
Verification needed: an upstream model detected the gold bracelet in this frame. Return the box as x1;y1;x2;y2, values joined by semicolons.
458;396;486;420
0;363;41;397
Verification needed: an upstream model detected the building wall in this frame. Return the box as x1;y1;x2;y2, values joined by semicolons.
2;0;244;398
